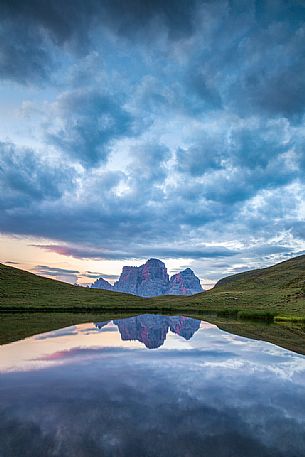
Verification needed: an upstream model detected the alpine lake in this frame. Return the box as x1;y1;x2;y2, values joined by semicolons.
1;312;305;457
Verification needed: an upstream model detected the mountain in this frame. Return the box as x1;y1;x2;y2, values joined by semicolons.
91;258;203;297
1;254;305;320
113;258;170;297
168;268;203;295
113;266;140;295
91;277;113;290
0;262;146;311
2;257;305;354
96;315;201;349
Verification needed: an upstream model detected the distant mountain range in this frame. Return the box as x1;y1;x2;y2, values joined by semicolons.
91;258;203;297
95;315;201;349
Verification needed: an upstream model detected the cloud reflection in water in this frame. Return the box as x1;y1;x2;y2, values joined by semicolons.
0;314;305;457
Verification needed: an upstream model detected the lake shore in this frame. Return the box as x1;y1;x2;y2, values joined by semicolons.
1;311;305;356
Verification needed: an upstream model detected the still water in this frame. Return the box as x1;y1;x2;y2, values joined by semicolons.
0;314;305;457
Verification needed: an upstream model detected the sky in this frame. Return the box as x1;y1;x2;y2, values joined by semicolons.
1;0;305;288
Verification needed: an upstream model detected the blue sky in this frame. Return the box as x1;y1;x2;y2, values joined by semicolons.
1;0;305;286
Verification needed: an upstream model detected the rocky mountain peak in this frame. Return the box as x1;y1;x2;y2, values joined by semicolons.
91;277;113;291
168;267;203;295
91;259;203;297
146;258;165;265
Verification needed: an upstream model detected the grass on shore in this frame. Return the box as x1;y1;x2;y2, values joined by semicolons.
1;254;305;322
1;311;305;357
153;253;305;319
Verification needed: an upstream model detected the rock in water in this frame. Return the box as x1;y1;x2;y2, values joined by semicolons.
90;277;113;290
168;268;203;295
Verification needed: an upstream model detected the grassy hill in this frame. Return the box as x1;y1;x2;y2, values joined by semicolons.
1;254;305;318
1;259;305;353
0;263;146;311
155;254;305;319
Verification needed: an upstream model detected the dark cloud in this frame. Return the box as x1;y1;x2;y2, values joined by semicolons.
176;140;225;177
0;141;75;208
33;265;80;276
0;20;53;84
0;0;199;84
0;0;100;84
85;271;119;280
96;0;199;41
31;244;238;261
1;0;305;125
178;1;305;120
1;0;305;276
32;265;80;283
0;0;198;45
46;89;133;167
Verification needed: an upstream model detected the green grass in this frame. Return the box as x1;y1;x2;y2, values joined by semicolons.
153;254;305;318
201;315;305;356
0;312;139;345
274;315;305;323
1;254;305;319
0;263;147;310
1;258;305;354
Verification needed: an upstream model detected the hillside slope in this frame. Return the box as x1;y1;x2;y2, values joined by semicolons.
156;254;305;317
1;255;305;317
1;260;305;354
215;254;305;290
0;263;146;310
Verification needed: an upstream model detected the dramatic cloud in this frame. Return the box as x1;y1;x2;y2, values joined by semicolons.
46;89;133;167
0;141;75;208
31;244;238;261
1;0;305;282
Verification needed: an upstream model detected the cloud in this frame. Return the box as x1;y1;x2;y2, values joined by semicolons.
0;19;54;85
31;244;238;261
85;271;119;280
33;265;80;276
46;89;133;167
0;0;199;85
1;0;305;281
32;265;79;284
0;0;101;84
0;141;75;208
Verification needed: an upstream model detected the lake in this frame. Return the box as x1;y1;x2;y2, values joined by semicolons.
0;313;305;457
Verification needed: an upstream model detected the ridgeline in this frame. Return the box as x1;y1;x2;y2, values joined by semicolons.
1;254;305;320
1;257;305;354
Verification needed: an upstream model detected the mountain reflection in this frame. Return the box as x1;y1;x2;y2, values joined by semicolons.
95;315;200;349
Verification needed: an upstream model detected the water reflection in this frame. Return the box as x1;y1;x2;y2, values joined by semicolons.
96;315;200;348
0;314;305;457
